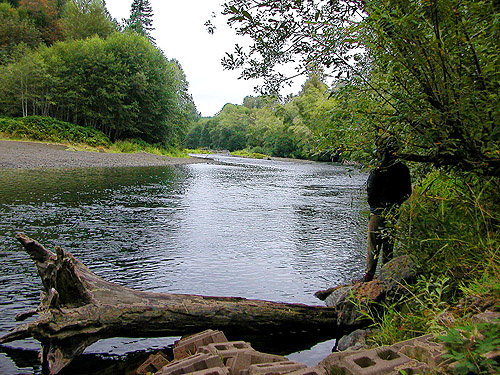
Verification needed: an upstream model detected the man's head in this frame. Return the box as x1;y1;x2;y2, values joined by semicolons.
375;136;400;161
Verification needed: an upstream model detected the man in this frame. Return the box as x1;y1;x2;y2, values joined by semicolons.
360;136;412;282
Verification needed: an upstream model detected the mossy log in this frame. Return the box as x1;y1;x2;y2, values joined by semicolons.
0;234;338;374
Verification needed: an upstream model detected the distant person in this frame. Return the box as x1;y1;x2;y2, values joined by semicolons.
359;136;412;282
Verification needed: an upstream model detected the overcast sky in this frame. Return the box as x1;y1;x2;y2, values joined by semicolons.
104;0;281;117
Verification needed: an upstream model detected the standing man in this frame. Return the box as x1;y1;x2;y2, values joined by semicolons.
360;136;412;282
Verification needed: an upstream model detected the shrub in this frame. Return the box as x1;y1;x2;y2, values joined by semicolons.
398;170;500;293
438;322;500;375
0;116;111;147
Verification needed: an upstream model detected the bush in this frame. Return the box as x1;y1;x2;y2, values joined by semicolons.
398;171;500;293
111;139;148;153
438;322;500;375
0;116;111;147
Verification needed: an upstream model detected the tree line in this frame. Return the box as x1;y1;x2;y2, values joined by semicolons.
186;74;340;161
0;0;198;147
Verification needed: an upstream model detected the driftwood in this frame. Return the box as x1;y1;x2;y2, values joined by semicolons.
0;234;339;374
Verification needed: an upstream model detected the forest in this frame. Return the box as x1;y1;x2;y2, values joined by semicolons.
185;76;340;161
0;0;499;373
0;0;197;147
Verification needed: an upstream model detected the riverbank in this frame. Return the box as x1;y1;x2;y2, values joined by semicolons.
0;140;211;169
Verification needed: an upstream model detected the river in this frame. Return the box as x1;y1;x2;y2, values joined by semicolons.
0;154;368;374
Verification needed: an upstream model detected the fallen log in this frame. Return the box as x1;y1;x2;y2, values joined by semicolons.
1;234;339;374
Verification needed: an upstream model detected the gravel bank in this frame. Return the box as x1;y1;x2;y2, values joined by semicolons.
0;140;211;169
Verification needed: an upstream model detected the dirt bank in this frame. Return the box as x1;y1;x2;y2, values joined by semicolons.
0;140;211;169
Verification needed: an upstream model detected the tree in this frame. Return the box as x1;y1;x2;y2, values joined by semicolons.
19;0;65;45
0;32;196;146
126;0;155;43
0;2;42;64
0;47;48;116
216;0;500;175
60;0;116;40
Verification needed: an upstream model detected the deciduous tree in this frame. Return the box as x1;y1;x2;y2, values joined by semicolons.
60;0;116;40
216;0;500;174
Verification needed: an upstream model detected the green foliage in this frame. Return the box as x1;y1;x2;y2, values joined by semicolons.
0;32;196;146
17;0;65;45
360;275;453;346
110;138;189;157
185;78;344;160
0;0;197;148
0;115;110;146
438;322;500;375
361;169;499;351
399;171;500;288
0;2;42;64
218;0;500;174
60;0;116;40
231;149;269;160
460;267;500;304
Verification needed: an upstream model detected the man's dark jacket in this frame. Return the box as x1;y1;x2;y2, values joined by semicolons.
367;161;412;213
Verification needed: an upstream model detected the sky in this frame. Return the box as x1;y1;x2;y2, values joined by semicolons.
105;0;300;117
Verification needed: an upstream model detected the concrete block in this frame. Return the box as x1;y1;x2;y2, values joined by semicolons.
319;350;364;375
285;365;328;375
400;337;446;367
158;352;225;375
173;330;228;360
184;368;231;375
226;351;288;375
245;361;307;375
471;311;500;324
135;351;169;374
394;360;430;375
390;334;435;352
342;346;413;375
197;341;255;361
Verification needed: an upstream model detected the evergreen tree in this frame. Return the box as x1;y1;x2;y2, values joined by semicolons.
127;0;154;44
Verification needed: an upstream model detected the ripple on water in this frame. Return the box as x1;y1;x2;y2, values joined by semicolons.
0;160;368;374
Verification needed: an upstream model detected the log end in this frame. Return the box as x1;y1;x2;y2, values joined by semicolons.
16;233;55;264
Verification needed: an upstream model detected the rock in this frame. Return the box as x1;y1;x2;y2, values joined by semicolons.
324;281;383;327
471;311;500;324
322;255;417;328
324;285;366;327
378;255;417;297
456;296;499;313
314;286;343;301
336;329;371;351
435;310;457;328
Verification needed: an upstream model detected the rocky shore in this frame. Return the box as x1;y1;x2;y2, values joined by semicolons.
0;140;211;169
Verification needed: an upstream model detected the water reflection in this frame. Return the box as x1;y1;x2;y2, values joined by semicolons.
0;157;368;374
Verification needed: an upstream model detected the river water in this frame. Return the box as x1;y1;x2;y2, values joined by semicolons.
0;154;368;374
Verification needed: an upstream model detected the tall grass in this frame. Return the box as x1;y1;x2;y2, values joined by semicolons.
110;139;189;157
399;170;499;292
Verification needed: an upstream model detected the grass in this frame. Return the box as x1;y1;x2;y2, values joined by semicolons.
231;149;271;159
109;139;190;158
